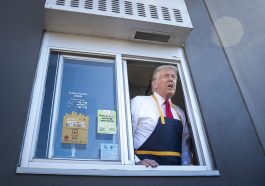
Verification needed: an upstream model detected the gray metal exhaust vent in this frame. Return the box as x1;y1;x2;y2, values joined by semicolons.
124;1;133;15
56;0;65;5
45;0;193;46
161;7;171;21
137;3;146;17
149;5;158;19
112;0;120;13
84;0;93;9
134;31;170;43
48;0;189;24
70;0;79;7
98;0;107;11
173;9;183;22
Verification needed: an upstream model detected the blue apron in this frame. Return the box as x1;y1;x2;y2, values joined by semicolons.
135;95;183;165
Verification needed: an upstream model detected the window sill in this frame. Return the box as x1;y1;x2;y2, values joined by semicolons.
17;166;220;177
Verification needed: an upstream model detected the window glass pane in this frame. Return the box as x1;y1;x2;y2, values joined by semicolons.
51;57;119;161
35;52;59;158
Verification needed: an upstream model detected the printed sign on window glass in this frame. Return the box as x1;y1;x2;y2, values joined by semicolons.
101;143;119;160
97;110;117;134
61;111;89;144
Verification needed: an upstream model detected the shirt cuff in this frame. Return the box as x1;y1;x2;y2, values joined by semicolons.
134;155;141;163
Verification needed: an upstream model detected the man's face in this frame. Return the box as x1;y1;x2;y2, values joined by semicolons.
153;69;177;100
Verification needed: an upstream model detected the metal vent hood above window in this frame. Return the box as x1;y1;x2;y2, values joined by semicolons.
45;0;193;46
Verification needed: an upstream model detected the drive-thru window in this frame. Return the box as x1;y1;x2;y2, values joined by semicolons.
17;0;218;176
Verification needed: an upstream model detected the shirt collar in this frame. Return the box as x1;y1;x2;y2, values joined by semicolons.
153;92;171;106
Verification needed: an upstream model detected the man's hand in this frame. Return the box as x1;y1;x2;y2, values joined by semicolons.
136;159;159;168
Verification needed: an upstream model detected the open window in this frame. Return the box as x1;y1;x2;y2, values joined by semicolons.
17;33;218;176
125;60;198;165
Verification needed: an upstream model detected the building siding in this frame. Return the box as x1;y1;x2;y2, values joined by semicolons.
0;0;264;185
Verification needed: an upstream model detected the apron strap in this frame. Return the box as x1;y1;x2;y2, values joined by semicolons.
135;150;181;157
152;95;166;124
171;104;182;122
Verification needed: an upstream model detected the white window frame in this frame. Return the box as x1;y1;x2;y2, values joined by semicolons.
17;32;219;176
46;54;126;161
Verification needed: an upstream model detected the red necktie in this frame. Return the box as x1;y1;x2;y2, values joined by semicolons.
165;100;173;119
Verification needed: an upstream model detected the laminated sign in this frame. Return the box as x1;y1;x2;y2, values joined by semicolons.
61;111;89;144
97;110;117;134
101;143;119;160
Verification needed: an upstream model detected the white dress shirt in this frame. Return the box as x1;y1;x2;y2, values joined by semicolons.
131;92;191;165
